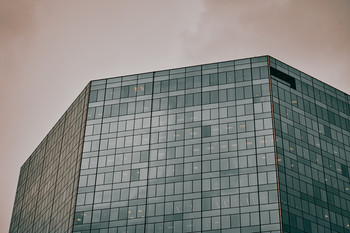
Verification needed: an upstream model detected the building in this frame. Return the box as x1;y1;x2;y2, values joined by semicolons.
9;56;350;233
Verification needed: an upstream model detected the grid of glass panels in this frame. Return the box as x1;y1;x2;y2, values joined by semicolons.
9;84;90;233
73;56;281;233
270;57;350;233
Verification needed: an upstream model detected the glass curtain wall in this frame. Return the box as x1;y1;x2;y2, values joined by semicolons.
73;56;281;233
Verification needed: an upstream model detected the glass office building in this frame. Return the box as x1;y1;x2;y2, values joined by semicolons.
9;56;350;233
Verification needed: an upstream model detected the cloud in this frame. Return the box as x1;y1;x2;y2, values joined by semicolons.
0;0;41;90
0;0;39;42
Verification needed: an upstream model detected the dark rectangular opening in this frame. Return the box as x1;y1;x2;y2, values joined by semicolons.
270;67;296;89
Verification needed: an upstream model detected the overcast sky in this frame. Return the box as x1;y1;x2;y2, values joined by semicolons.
1;0;349;231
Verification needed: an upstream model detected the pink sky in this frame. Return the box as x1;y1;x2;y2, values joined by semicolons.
1;0;349;232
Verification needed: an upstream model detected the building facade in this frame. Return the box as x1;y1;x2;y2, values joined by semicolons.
10;56;350;233
270;58;350;233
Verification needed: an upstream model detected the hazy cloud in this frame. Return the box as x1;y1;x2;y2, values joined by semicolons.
0;0;41;74
0;0;40;42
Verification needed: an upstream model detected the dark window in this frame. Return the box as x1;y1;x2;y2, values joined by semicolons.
202;126;211;137
270;67;296;89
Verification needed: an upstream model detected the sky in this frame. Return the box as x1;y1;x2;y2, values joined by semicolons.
1;0;350;231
